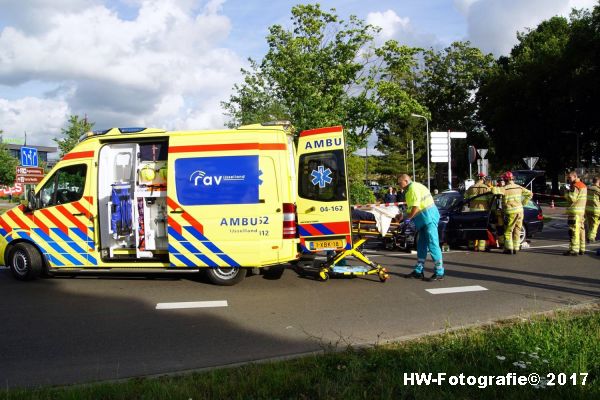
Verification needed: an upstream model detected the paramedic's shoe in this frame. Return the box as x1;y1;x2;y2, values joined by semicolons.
503;249;512;255
427;273;444;281
404;270;424;279
563;250;578;256
512;250;517;255
579;250;585;255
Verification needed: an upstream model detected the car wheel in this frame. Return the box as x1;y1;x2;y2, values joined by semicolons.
9;243;43;281
206;267;247;286
519;225;527;245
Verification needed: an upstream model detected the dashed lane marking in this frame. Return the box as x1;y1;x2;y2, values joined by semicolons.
156;301;228;310
426;285;488;295
523;244;569;249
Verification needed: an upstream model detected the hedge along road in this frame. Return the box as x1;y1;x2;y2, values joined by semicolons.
0;223;598;388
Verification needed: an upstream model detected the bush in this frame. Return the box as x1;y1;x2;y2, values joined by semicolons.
349;181;376;205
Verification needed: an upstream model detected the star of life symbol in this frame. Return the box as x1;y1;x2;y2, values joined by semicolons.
310;166;333;188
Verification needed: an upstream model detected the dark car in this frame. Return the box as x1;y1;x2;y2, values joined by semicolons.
392;190;544;251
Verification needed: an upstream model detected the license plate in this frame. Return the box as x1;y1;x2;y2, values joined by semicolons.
310;239;344;250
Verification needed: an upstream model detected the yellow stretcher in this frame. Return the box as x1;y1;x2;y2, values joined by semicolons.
309;217;402;282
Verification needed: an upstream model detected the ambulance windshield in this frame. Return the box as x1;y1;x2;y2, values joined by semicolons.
298;150;346;202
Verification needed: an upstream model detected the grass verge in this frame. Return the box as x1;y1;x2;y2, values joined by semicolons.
4;305;599;399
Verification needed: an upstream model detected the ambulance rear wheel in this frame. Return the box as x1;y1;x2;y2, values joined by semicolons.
9;243;43;281
206;267;247;286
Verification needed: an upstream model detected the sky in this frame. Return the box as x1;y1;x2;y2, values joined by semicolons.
0;0;596;149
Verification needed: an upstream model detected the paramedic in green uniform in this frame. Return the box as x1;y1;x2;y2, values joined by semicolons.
398;174;444;281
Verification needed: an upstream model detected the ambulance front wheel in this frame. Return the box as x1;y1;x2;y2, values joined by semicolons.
206;267;247;286
8;243;43;281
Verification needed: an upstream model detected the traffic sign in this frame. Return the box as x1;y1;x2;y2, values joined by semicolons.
468;145;477;164
477;148;488;159
16;175;44;184
430;132;468;189
431;150;449;157
477;159;489;176
16;166;44;176
523;157;539;170
430;144;448;150
431;131;467;139
20;147;38;167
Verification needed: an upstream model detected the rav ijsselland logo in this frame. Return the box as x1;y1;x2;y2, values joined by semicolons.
189;170;246;187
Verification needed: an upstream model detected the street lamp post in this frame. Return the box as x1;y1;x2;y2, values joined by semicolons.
411;113;430;190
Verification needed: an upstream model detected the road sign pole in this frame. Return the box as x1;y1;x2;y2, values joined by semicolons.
447;131;452;190
410;139;415;179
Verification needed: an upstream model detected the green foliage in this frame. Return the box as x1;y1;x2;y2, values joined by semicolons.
222;4;380;151
418;41;495;184
0;137;19;186
54;115;94;157
478;5;600;185
420;42;495;134
371;41;429;183
348;180;375;205
346;154;365;183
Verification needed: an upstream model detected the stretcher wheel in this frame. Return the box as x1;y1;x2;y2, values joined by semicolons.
378;269;389;282
318;271;329;282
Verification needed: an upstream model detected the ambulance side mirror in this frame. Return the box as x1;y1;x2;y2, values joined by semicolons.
26;189;38;211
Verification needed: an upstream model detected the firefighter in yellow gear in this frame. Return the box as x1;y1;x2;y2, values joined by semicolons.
466;173;492;251
564;171;587;255
585;176;600;243
494;177;506;248
494;171;532;254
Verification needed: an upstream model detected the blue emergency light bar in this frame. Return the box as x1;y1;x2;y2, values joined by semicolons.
118;127;147;133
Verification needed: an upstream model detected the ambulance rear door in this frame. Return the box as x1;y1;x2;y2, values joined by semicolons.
296;126;352;253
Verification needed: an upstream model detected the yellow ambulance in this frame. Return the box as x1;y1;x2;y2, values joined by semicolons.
0;123;352;285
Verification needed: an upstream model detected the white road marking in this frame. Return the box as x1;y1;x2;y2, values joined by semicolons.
426;285;488;295
524;244;569;249
156;301;228;310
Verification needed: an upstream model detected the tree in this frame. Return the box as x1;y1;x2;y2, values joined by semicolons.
478;7;599;191
222;4;380;151
54;115;94;157
0;131;18;186
371;41;430;184
419;42;495;183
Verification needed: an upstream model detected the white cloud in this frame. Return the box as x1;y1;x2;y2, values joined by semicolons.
457;0;597;55
366;10;410;40
366;9;441;49
0;97;71;146
0;0;243;146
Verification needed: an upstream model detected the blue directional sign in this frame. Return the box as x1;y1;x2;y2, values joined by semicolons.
20;147;38;167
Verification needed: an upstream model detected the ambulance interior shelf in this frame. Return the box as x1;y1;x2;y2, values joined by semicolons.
98;141;168;261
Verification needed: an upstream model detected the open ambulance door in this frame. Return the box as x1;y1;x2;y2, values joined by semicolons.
296;126;352;253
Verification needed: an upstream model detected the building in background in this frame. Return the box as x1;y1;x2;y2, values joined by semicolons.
3;144;57;166
0;137;58;197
